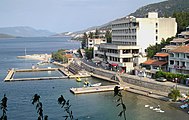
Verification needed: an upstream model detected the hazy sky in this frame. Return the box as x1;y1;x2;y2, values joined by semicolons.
0;0;163;33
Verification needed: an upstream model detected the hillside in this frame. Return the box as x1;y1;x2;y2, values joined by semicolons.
0;26;55;37
61;0;189;37
0;33;15;38
130;0;189;17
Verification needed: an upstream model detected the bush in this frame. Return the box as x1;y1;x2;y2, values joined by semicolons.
168;88;181;102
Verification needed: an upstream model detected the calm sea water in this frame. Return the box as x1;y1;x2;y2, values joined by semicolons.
0;37;188;120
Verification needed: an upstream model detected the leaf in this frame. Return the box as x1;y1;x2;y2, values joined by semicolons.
122;103;126;111
114;86;120;96
118;111;123;117
116;103;120;107
117;98;121;102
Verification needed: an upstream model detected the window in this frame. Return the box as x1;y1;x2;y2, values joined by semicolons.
170;53;174;57
170;60;174;65
156;29;158;34
156;36;158;41
156;23;158;28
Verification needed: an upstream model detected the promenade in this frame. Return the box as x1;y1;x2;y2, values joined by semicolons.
78;58;189;100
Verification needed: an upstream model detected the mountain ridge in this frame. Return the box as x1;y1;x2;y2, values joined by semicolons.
0;26;55;37
67;0;189;37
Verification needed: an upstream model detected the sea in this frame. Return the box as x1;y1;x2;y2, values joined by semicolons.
0;37;188;120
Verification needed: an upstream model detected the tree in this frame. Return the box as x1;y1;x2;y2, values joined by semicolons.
105;30;112;43
52;49;68;63
32;94;48;120
146;37;174;58
114;86;126;120
85;48;93;60
81;32;88;49
168;88;181;102
58;95;77;120
95;29;99;38
89;32;94;39
172;12;189;34
0;94;7;120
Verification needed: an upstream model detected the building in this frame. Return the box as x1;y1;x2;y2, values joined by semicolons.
169;46;189;74
163;26;189;52
112;12;177;53
135;53;169;78
94;12;176;73
94;43;141;73
86;38;107;49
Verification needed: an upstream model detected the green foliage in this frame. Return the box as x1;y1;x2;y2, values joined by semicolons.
32;94;48;120
105;30;112;43
0;94;7;120
52;49;68;63
172;12;189;33
85;48;93;60
95;29;99;38
77;49;83;58
81;33;88;49
114;86;126;120
130;0;189;18
58;95;77;120
155;71;188;83
146;37;174;58
168;88;181;102
89;32;94;39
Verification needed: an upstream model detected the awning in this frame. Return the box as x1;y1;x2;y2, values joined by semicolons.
111;63;118;66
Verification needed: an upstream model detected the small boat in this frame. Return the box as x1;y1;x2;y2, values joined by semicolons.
76;77;81;82
145;105;149;108
90;83;102;87
84;80;90;85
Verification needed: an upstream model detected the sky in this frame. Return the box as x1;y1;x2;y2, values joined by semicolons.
0;0;164;33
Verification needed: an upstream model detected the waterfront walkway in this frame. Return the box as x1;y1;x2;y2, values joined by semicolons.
70;85;125;94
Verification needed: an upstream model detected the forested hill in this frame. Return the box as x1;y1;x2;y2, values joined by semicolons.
129;0;189;17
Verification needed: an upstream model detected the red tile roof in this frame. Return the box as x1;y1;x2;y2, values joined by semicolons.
143;59;167;66
154;53;169;57
169;45;189;53
64;54;73;58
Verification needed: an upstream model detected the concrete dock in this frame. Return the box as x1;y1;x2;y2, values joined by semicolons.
4;67;67;82
70;85;125;94
4;68;15;81
6;76;68;82
15;68;58;72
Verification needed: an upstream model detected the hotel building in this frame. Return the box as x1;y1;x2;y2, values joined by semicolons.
94;12;177;73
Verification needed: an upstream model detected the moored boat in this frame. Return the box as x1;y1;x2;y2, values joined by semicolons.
76;77;81;82
90;83;102;87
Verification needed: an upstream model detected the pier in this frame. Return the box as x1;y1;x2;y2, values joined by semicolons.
4;68;15;81
4;67;91;82
70;85;126;94
4;67;67;82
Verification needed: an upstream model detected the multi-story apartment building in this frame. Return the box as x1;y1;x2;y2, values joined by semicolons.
94;12;177;73
112;12;177;53
169;46;189;74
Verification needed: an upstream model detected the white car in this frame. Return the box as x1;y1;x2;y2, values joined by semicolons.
156;77;167;82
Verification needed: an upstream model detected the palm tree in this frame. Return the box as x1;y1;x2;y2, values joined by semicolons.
58;95;77;120
32;94;47;120
114;86;126;120
0;94;8;120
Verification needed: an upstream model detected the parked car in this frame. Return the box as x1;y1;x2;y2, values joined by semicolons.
156;77;167;82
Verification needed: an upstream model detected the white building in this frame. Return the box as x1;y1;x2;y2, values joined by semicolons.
112;12;177;53
87;38;107;49
169;46;189;74
94;12;177;73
